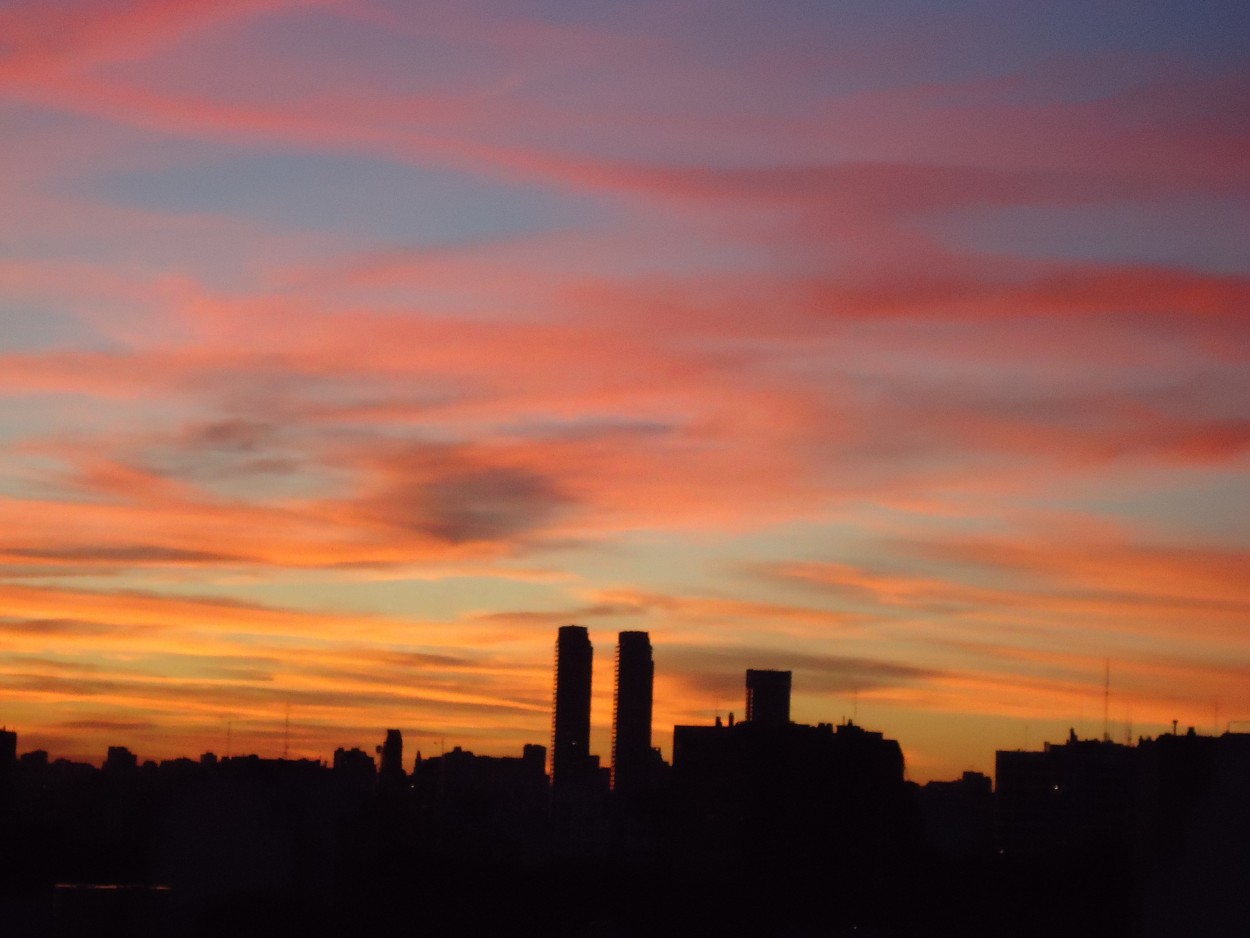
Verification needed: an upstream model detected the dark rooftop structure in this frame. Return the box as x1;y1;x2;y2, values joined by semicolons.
745;668;791;726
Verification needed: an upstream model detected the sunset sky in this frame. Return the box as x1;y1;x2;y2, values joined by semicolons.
2;0;1248;782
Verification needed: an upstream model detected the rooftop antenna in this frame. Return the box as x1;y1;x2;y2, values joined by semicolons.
853;685;859;723
1102;659;1110;743
283;704;291;761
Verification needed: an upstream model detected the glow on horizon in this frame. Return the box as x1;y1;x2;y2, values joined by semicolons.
0;0;1248;780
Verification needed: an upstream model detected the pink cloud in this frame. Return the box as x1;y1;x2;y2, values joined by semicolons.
0;0;325;86
0;2;1246;775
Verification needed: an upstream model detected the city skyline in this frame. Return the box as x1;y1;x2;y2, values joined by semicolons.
0;1;1248;783
0;625;1227;782
7;625;1244;935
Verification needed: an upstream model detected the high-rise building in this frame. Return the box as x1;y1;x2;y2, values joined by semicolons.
0;728;16;771
745;669;791;726
551;624;593;791
378;729;404;785
611;631;654;793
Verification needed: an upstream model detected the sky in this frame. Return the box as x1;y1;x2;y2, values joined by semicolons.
1;0;1248;782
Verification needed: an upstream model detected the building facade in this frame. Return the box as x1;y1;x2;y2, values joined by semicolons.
745;669;791;726
611;631;654;793
551;624;594;792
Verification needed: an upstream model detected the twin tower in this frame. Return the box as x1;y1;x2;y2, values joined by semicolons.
550;625;653;796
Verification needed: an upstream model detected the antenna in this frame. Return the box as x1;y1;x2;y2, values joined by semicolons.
1102;659;1110;743
853;685;859;723
226;719;232;758
283;704;291;760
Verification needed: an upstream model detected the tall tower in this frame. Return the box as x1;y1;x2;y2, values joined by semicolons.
551;624;593;792
611;631;654;794
745;669;791;726
378;729;404;786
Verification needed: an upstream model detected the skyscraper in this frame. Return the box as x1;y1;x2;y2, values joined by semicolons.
378;728;404;785
611;631;654;794
746;669;792;726
551;625;593;792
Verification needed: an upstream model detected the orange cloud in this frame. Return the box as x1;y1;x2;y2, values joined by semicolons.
1;2;1246;780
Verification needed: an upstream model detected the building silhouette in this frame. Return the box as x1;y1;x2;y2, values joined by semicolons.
5;626;1250;936
550;624;594;793
411;743;549;860
745;668;791;725
918;770;994;860
377;729;404;786
103;745;138;774
671;671;915;911
611;630;654;794
996;727;1135;862
333;746;376;775
0;728;15;772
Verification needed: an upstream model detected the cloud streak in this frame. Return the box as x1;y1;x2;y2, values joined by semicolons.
0;1;1246;780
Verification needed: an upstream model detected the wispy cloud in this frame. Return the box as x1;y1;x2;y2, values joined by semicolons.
0;0;1246;779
